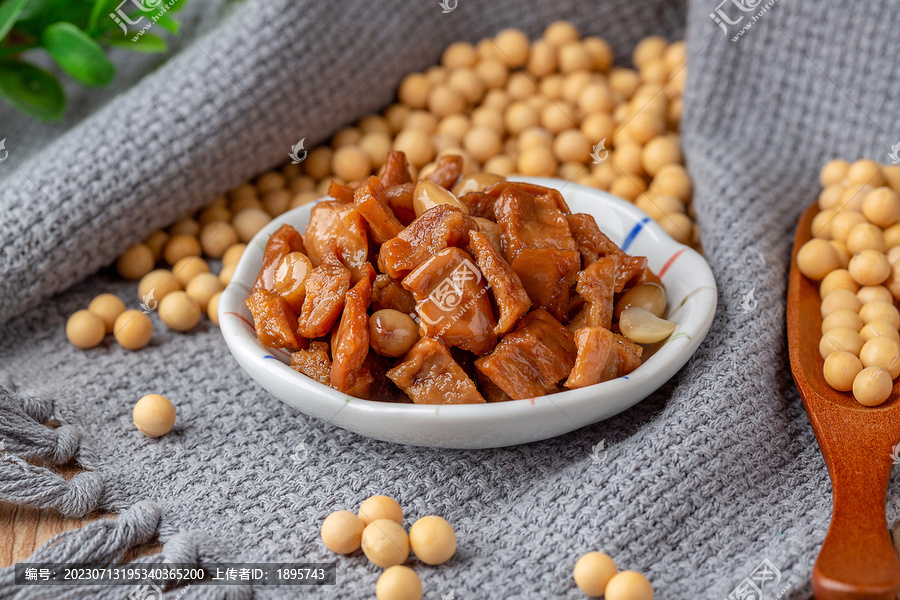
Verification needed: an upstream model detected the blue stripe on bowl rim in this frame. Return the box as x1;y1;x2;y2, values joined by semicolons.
620;217;650;253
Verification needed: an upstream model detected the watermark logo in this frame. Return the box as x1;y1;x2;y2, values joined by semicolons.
290;441;309;462
590;139;608;165
140;289;157;314
126;556;192;600
710;0;780;42
891;441;900;465
0;138;8;164
442;590;456;600
438;0;458;13
889;141;900;165
727;559;790;600
710;0;758;34
589;440;607;464
740;288;758;313
110;0;178;42
110;0;162;34
420;258;483;326
128;582;163;600
289;139;307;164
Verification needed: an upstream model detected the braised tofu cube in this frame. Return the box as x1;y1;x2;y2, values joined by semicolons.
614;255;649;293
423;154;463;190
371;274;417;315
297;263;351;338
379;150;413;188
303;200;370;282
331;276;372;392
508;248;580;322
566;212;609;265
472;217;502;253
475;369;513;402
387;337;486;405
353;176;404;244
494;184;580;320
345;363;374;399
483;180;572;214
290;341;332;387
468;230;531;334
254;224;306;292
575;256;619;330
494;184;577;258
474;309;576;400
402;246;497;356
384;182;416;225
327;180;356;203
458;191;497;220
246;288;306;350
378;204;479;279
564;327;643;389
566;212;649;291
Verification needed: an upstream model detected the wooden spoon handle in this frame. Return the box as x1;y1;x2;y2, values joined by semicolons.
811;412;900;599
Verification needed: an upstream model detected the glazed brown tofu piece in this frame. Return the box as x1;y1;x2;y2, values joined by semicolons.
564;327;643;389
508;248;580;323
494;184;581;320
296;263;351;338
495;184;577;256
474;309;576;400
345;364;374;399
303;200;370;283
402;246;497;356
484;180;571;211
566;212;607;265
475;369;512;402
458;191;496;220
575;256;619;330
566;212;649;291
384;182;416;225
353;176;405;244
253;224;307;292
468;230;531;334
458;180;569;221
472;217;502;252
386;337;486;405
327;180;357;203
423;154;462;190
378;204;479;279
246;288;306;350
380;150;413;188
331;276;372;392
290;341;332;387
371;274;417;315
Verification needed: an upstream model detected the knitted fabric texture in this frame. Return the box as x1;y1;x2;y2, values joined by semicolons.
1;0;898;598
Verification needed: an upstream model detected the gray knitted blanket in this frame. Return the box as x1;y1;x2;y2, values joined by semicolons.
2;0;896;598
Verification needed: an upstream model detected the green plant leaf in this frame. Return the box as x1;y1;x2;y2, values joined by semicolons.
92;2;149;35
42;21;114;86
107;32;166;52
88;0;117;31
16;0;93;36
0;0;31;41
0;58;64;120
167;0;188;13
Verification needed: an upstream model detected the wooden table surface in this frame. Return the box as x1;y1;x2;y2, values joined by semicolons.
0;463;159;569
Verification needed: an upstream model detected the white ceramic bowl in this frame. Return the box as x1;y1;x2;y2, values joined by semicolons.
219;177;716;448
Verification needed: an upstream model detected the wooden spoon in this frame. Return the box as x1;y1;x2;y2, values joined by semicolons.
788;203;900;599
